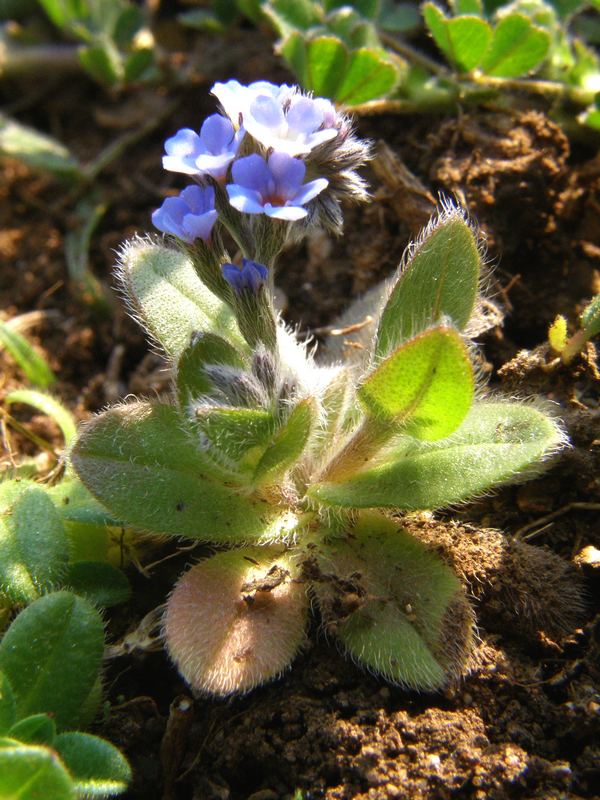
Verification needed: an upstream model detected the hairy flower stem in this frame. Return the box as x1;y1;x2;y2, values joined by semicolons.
317;416;392;485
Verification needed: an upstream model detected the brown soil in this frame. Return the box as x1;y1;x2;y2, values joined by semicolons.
1;25;599;800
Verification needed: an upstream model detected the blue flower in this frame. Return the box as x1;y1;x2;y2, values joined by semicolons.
152;185;218;244
212;80;338;156
226;152;328;221
222;258;268;294
162;114;244;181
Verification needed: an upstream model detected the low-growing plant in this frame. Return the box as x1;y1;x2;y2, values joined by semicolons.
201;0;600;136
72;79;566;696
548;290;600;363
0;591;131;798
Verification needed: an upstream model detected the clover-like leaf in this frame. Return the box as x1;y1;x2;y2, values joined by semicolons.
0;741;75;800
312;512;473;689
481;13;550;77
305;35;349;97
423;4;492;72
0;484;69;604
359;325;473;440
164;548;308;696
310;401;565;509
116;238;245;360
335;48;400;104
376;207;481;356
72;402;296;543
0;592;104;730
54;732;131;798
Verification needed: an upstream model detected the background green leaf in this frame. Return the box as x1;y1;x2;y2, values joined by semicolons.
481;13;551;77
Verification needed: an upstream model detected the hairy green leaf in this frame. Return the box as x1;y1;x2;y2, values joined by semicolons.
0;741;75;800
253;398;315;487
376;209;480;356
72;402;296;543
0;672;16;734
0;485;69;604
581;293;600;337
117;238;244;360
177;332;245;410
0;592;104;729
481;13;550;77
65;561;131;608
55;732;131;797
359;326;473;439
313;512;473;689
310;401;565;509
48;478;121;527
8;714;56;746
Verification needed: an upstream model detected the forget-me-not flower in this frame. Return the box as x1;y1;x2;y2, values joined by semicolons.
152;185;218;244
162;114;244;181
227;152;328;221
212;80;338;156
222;258;269;294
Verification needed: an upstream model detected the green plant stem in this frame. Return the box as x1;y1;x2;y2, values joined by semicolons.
380;32;450;78
317;416;391;485
0;41;79;77
470;72;595;106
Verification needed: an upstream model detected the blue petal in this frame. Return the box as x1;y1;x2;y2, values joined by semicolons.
286;96;323;134
164;128;201;157
268;152;305;197
227;184;266;215
182;209;218;242
265;204;308;221
292;177;329;207
200;114;235;154
231;154;270;194
247;95;285;130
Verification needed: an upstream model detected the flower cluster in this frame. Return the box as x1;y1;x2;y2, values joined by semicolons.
151;79;370;284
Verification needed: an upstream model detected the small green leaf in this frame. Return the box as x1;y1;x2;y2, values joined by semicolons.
117;238;244;360
313;512;473;689
5;389;77;446
37;0;86;29
376;208;481;356
310;401;565;509
79;40;123;85
54;732;131;797
65;562;131;608
267;0;321;35
194;406;276;476
305;36;348;97
445;16;492;71
359;325;473;440
253;398;315;487
0;592;104;730
0;672;16;734
8;714;56;746
177;333;245;410
123;47;154;82
48;478;121;527
72;402;296;543
0;320;56;388
280;31;309;85
335;47;399;104
0;113;82;180
0;485;69;604
481;13;550;77
0;742;75;800
451;0;482;14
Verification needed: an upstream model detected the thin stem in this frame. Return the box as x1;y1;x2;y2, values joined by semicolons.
380;32;450;78
0;42;79;77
